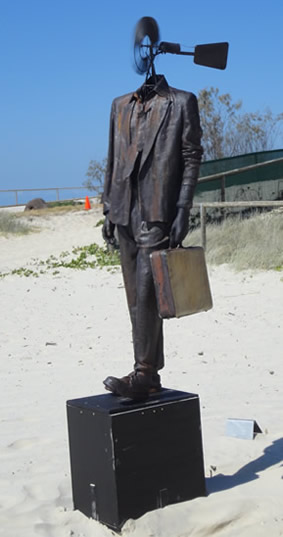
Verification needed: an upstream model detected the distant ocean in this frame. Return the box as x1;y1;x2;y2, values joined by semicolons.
0;186;100;207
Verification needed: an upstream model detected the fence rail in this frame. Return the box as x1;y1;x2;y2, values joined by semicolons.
198;156;283;184
0;186;89;208
1;154;283;217
198;157;283;202
1;155;283;208
195;200;283;249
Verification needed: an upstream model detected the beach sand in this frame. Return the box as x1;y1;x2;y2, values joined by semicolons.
1;207;283;537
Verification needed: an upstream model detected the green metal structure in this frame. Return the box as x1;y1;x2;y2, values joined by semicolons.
195;149;283;202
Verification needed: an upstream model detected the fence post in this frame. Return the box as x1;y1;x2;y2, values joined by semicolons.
200;204;207;250
56;189;59;201
221;175;226;201
220;175;226;221
15;191;18;205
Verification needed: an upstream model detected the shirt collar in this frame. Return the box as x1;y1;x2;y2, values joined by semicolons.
129;75;170;103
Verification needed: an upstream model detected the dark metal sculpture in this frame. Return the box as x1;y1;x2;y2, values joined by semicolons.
102;17;228;401
134;16;228;79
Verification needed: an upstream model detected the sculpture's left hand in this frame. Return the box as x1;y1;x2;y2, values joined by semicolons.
169;207;190;248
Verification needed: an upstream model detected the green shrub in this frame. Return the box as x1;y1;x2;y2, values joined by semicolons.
0;243;121;278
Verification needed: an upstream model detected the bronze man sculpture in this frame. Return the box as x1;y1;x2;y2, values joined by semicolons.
102;73;203;400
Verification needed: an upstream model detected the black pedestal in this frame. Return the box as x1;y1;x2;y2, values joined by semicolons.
66;389;206;530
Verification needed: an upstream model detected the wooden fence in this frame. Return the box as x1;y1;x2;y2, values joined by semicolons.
195;200;283;249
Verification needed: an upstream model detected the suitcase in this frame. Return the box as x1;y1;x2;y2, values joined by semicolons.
150;247;213;319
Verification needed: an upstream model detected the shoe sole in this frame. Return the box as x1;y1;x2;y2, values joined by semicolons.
103;379;161;400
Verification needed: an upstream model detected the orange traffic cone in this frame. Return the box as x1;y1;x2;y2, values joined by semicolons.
85;196;91;210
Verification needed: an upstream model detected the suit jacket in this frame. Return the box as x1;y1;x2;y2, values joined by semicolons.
103;76;203;226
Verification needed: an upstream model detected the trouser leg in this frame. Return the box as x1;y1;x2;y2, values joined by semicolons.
117;228;138;358
117;224;168;373
134;243;164;373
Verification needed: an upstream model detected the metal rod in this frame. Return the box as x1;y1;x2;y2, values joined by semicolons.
0;186;87;193
174;51;194;56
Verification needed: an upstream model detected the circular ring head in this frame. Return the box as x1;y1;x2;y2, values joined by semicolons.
134;17;160;75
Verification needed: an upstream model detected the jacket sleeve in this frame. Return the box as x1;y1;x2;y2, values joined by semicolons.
102;100;115;216
177;92;203;210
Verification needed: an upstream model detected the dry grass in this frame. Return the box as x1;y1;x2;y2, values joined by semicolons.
1;203;104;236
185;210;283;270
19;205;85;218
2;205;282;270
0;211;31;235
0;206;86;236
18;203;103;219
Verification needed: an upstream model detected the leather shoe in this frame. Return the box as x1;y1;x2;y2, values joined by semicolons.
103;371;161;401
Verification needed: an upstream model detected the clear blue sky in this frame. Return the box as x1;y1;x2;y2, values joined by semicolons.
1;0;283;195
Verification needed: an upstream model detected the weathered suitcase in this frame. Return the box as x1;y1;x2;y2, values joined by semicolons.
150;247;213;318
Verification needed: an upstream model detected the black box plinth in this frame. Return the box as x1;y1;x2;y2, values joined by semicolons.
66;388;206;530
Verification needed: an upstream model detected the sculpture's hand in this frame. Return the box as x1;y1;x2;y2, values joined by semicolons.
102;216;115;243
169;208;190;248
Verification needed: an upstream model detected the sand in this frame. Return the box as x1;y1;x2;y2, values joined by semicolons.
0;206;283;537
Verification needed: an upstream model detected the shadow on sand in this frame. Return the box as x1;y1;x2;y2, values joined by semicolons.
207;437;283;494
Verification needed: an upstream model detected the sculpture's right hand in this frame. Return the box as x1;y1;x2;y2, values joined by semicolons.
102;216;115;242
169;207;190;248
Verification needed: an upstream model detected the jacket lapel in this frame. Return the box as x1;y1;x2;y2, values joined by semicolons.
119;100;137;177
119;89;172;178
119;100;135;146
140;95;172;171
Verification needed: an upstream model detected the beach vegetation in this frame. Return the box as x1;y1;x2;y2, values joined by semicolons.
11;267;39;277
19;204;85;218
95;218;105;227
0;211;31;235
47;200;84;208
0;243;121;278
186;209;283;270
1;211;282;278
